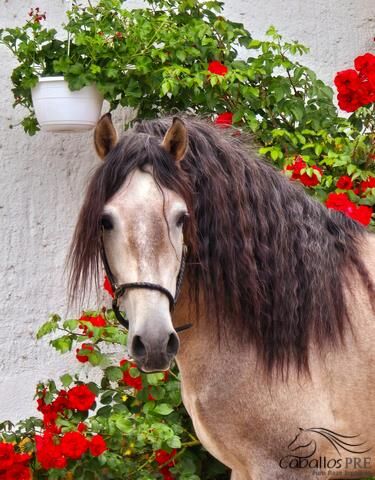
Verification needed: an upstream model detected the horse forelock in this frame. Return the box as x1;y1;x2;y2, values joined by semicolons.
68;115;375;375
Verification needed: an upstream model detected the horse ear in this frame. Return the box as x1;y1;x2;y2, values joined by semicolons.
161;117;188;163
94;113;118;160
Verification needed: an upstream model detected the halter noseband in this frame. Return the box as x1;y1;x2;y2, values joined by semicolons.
100;230;192;333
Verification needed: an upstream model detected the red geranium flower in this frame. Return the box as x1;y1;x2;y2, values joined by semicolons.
368;71;375;89
122;369;143;391
89;435;107;456
357;81;375;105
76;343;94;363
67;385;96;411
326;192;352;211
103;276;114;298
155;449;177;466
35;435;67;470
4;464;31;480
360;176;375;193
286;156;322;187
208;61;228;76
336;175;353;190
337;91;362;112
351;205;373;226
37;390;68;427
326;192;372;226
0;443;15;470
77;422;87;433
354;53;375;77
61;432;89;460
334;69;361;95
215;112;233;127
160;467;175;480
79;314;106;337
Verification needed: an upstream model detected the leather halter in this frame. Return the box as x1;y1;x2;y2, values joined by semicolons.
100;230;192;333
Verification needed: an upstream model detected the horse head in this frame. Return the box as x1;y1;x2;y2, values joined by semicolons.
71;114;191;372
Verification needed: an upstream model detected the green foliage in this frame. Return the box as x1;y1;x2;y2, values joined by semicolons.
0;0;374;229
0;310;229;479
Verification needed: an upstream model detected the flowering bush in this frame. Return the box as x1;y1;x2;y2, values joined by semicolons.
0;303;229;479
1;0;373;229
334;53;375;112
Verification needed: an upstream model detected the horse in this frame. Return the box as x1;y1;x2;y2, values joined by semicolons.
68;113;375;480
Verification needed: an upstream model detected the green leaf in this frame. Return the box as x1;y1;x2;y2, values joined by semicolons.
36;315;60;339
314;144;323;156
146;373;164;385
100;391;113;405
60;374;73;388
114;415;133;433
347;164;357;176
154;403;174;416
63;319;78;331
167;435;182;449
105;367;123;382
87;350;104;366
50;336;72;354
129;367;140;378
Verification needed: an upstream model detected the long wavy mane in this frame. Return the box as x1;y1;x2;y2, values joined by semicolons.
69;116;374;374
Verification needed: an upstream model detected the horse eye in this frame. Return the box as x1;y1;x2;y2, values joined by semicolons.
101;214;114;230
176;212;189;228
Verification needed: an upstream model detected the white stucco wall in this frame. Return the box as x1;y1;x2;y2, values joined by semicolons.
0;0;374;421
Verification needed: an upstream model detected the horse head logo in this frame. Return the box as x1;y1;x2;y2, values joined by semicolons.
287;427;371;459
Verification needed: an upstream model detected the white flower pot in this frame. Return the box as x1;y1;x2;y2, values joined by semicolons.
31;76;103;132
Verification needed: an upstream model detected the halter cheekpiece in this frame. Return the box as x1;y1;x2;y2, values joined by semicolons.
100;229;192;333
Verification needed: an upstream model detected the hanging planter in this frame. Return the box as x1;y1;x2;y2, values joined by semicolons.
31;76;103;132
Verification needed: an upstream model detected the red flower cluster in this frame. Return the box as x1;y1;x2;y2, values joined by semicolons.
35;384;103;471
67;385;96;411
79;314;107;336
360;176;375;193
37;389;68;430
76;343;94;363
120;359;143;390
208;60;228;76
28;7;46;23
336;175;353;190
36;431;107;470
35;433;67;469
0;443;31;479
155;448;177;466
160;466;175;480
286;156;322;187
155;449;177;480
61;432;89;460
215;112;233;127
206;61;236;127
37;384;96;447
334;53;375;112
326;192;372;226
89;435;107;456
103;276;114;298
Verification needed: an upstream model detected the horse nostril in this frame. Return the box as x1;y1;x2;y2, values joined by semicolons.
132;335;146;358
166;332;179;356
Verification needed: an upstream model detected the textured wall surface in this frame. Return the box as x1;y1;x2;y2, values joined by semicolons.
0;0;374;421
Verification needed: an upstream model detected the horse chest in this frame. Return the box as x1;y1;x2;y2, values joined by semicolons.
181;386;235;464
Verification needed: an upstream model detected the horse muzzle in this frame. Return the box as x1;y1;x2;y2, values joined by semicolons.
129;328;180;372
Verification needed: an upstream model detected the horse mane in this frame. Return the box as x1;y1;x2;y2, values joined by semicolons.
68;115;374;375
